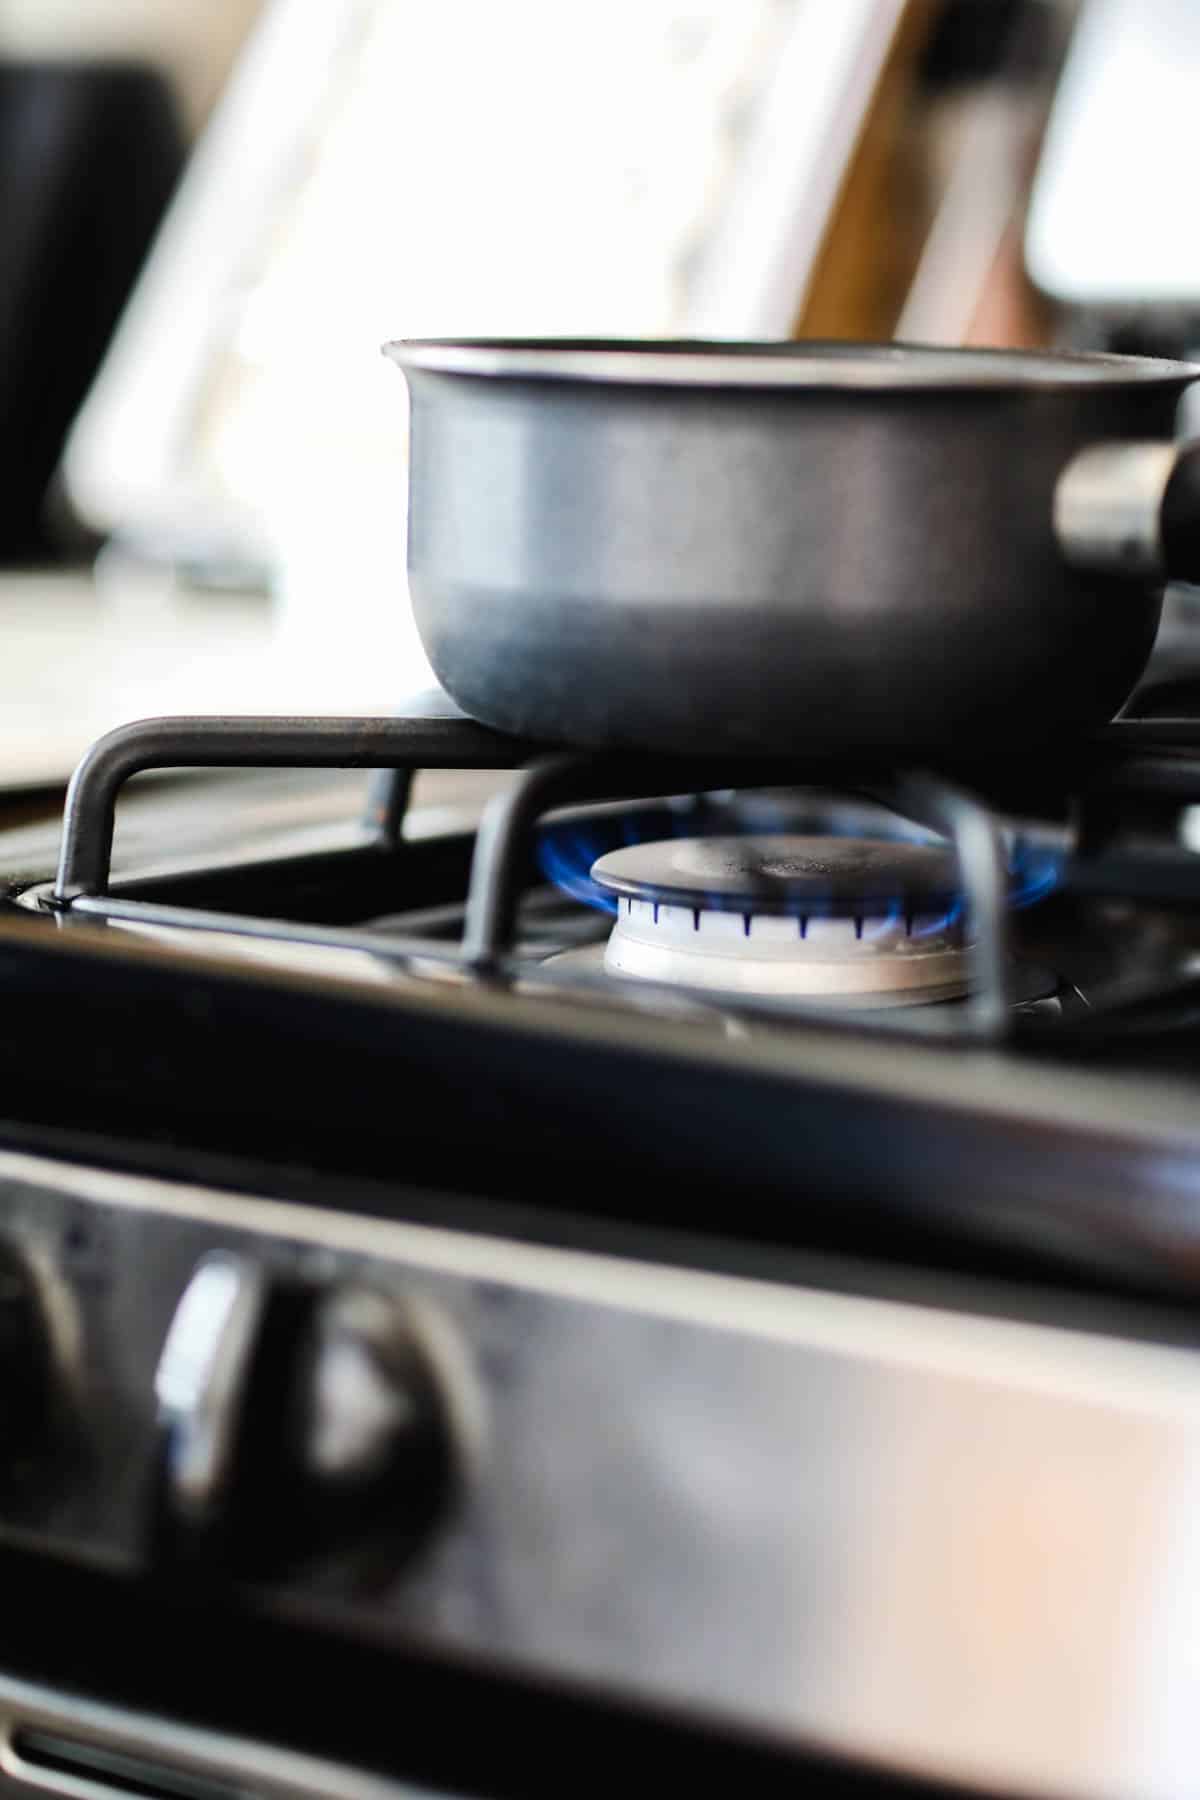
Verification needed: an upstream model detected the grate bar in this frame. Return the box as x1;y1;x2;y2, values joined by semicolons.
50;715;543;904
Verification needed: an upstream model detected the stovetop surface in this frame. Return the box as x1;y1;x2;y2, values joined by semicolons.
4;703;1200;1315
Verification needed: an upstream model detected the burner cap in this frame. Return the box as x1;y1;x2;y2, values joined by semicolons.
592;835;960;915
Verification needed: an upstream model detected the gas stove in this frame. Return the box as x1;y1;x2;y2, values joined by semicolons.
3;681;1200;1799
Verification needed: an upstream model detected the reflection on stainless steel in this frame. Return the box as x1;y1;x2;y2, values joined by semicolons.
388;336;1197;388
154;1253;266;1534
4;1146;1200;1800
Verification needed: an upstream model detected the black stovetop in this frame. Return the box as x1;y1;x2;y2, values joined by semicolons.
3;683;1200;1316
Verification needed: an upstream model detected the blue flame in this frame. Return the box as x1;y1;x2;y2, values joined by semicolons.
912;895;964;940
861;898;904;941
1006;836;1063;909
538;801;710;912
537;808;1066;922
537;822;618;913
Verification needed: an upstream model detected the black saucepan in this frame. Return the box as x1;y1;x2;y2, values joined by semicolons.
384;339;1200;755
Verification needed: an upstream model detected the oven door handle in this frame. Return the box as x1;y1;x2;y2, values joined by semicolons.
0;1674;420;1800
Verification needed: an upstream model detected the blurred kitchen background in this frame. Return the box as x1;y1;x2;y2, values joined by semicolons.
2;0;1198;788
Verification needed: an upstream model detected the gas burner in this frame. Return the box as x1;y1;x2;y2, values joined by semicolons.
591;835;973;1006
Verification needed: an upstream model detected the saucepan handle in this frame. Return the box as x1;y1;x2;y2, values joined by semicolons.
1055;440;1200;584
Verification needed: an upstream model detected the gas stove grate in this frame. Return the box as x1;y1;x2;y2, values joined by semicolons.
36;710;1200;1047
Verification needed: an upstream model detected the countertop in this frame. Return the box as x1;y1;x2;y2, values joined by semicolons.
0;559;435;791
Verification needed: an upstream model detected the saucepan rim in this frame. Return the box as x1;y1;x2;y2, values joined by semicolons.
383;336;1200;394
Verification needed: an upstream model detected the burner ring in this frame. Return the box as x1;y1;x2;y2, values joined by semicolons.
592;836;976;1006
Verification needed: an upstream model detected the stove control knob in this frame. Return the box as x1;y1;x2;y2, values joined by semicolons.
154;1254;454;1576
282;1279;455;1571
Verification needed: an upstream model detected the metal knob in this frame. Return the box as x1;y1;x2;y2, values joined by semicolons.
155;1254;454;1577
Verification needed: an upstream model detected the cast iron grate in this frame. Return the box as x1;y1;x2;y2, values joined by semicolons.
36;711;1200;1047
